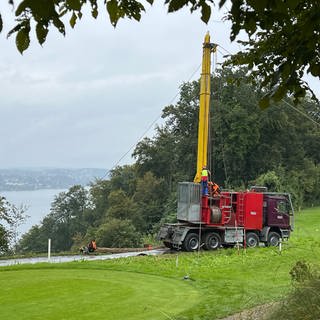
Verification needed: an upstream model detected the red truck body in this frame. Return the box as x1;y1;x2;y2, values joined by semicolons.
158;183;294;251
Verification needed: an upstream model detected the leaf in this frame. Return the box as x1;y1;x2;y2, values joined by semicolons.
52;17;65;35
200;2;211;24
309;63;320;77
36;22;49;45
272;85;286;102
145;0;154;4
89;0;98;16
0;14;3;33
259;96;270;109
167;0;187;13
16;28;30;54
92;8;98;18
7;24;23;38
106;0;119;26
251;0;268;12
16;0;31;16
246;15;257;35
219;0;227;9
66;0;82;11
70;12;77;28
18;1;56;21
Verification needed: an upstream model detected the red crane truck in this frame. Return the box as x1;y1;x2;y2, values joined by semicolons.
157;33;294;251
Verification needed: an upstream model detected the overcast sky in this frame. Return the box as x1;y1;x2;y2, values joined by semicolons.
0;3;319;171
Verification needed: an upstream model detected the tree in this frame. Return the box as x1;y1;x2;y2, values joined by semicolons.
95;218;141;248
133;81;200;188
1;1;319;104
133;171;167;233
254;171;282;192
132;66;320;207
17;225;48;253
0;224;10;253
225;0;320;106
109;165;137;197
0;196;29;253
86;179;112;226
106;189;139;221
45;185;90;251
6;203;29;252
0;196;12;224
18;185;91;253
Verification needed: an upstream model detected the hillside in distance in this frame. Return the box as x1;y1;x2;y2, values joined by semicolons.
0;168;107;191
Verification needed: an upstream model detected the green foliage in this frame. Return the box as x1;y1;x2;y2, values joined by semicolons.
0;224;10;253
106;189;139;221
133;172;167;233
225;0;320;104
268;261;320;320
289;260;314;283
17;185;91;253
0;196;29;253
2;1;319;106
95;218;141;247
0;196;12;224
254;171;282;192
133;67;320;204
16;225;47;253
87;179;111;226
133;81;200;187
109;165;137;197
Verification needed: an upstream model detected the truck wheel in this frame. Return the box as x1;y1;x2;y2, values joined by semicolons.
182;233;199;252
246;232;259;248
267;232;281;246
204;232;221;250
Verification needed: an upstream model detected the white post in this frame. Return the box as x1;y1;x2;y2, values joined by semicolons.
279;238;282;253
48;238;51;262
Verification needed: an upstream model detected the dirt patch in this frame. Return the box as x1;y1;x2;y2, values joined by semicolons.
219;302;277;320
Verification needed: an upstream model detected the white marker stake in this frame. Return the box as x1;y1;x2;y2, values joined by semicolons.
279;238;282;253
48;238;51;262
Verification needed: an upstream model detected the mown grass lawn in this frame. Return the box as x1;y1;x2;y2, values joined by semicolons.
0;268;199;320
1;207;319;320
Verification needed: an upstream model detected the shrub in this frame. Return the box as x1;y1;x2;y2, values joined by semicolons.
268;261;320;320
95;218;142;248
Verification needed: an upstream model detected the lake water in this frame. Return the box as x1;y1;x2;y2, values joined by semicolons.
1;189;66;236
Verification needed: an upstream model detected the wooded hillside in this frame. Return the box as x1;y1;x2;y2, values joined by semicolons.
14;67;320;253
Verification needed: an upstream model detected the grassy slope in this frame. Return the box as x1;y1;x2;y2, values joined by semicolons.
0;207;319;320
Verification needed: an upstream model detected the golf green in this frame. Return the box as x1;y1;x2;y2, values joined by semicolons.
0;268;200;320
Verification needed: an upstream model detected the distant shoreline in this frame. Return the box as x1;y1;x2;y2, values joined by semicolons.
0;167;108;192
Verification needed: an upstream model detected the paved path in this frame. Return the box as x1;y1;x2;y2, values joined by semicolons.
0;249;166;267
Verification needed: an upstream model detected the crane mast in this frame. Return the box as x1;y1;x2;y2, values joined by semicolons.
194;32;216;183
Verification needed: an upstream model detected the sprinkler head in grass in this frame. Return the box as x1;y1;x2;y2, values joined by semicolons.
183;275;195;281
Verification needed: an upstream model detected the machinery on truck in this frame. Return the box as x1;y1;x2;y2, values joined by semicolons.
157;33;294;251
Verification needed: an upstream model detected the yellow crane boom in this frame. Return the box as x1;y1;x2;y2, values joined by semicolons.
194;32;216;183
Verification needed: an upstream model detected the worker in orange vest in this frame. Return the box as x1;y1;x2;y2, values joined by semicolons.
208;181;221;197
88;239;97;253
